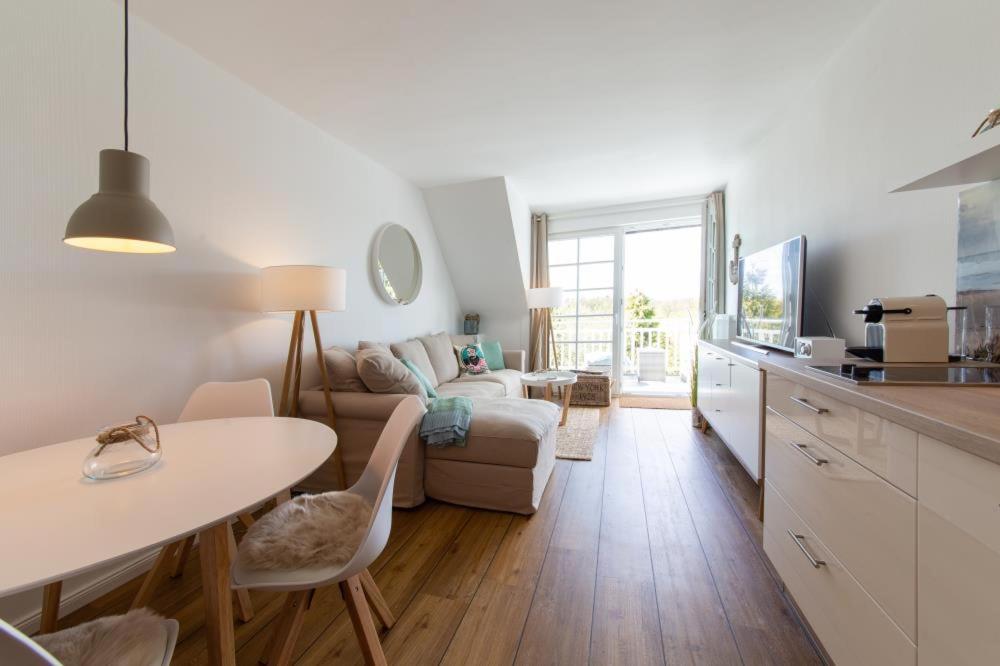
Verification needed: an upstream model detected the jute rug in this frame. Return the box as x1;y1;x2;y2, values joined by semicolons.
619;395;691;410
556;407;601;461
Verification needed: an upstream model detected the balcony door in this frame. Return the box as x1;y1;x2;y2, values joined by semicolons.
548;233;620;377
548;224;702;397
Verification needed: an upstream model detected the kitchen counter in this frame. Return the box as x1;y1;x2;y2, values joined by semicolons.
755;349;1000;466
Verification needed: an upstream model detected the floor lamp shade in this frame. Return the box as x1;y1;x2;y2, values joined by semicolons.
526;286;564;310
261;265;347;313
64;150;175;253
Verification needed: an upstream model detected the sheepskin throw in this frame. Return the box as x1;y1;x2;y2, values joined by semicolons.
35;608;168;666
238;492;372;571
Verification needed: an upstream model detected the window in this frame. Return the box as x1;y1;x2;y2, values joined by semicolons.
548;235;615;370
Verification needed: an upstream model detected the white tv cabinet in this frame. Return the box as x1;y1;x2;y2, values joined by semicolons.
696;339;766;485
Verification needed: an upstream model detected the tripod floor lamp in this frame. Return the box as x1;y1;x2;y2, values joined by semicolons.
526;286;564;370
262;265;347;488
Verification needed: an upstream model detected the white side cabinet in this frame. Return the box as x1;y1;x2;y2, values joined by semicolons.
697;341;762;481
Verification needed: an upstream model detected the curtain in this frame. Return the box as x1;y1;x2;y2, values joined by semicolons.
528;213;550;372
699;191;726;336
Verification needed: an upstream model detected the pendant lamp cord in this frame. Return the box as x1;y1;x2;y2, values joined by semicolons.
124;0;129;151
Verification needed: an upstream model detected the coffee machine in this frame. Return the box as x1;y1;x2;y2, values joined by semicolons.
851;295;949;363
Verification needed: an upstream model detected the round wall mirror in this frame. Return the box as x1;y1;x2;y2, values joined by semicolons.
371;223;422;305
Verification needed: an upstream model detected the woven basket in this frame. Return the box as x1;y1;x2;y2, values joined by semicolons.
569;370;612;406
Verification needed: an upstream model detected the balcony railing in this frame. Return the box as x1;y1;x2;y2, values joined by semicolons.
624;318;695;379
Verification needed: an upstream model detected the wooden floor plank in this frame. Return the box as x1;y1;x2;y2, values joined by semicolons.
515;407;609;666
655;409;822;665
590;406;666;665
440;460;573;666
380;510;511;665
296;504;473;665
631;408;744;665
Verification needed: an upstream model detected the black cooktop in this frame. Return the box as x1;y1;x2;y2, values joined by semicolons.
808;364;1000;385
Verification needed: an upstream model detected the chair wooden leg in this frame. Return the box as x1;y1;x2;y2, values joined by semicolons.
39;581;62;634
276;488;292;505
170;535;196;578
131;541;180;610
265;589;313;666
227;525;255;622
341;575;388;666
360;569;395;629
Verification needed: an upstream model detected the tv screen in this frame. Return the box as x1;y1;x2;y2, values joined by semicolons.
736;236;806;352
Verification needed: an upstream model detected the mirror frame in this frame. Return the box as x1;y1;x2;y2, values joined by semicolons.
370;223;423;305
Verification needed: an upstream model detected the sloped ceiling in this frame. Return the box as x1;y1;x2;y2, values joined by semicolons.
129;0;880;211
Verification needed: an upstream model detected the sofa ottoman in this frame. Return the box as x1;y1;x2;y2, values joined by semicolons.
423;397;560;515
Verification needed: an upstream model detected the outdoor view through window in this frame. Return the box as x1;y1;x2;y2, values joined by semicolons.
548;227;700;396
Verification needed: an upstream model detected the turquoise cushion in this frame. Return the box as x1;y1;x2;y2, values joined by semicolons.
401;358;438;398
481;340;505;370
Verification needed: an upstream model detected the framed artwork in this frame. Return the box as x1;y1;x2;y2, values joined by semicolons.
957;179;1000;358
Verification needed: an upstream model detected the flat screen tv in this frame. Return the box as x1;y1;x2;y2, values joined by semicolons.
736;235;806;352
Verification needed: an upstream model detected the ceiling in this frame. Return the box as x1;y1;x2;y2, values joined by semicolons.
131;0;878;212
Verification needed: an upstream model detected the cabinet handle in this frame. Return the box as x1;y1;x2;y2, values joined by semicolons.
715;383;722;387
790;396;829;414
727;363;735;367
714;409;721;412
787;529;826;568
793;443;828;466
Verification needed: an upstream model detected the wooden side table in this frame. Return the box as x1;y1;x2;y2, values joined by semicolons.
521;371;578;426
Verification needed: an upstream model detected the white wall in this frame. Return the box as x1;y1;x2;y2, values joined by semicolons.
725;0;1000;344
0;0;460;625
423;177;530;351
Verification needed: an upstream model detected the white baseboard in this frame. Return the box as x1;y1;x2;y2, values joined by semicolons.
12;548;162;634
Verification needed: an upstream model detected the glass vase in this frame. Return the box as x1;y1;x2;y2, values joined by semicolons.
82;416;162;480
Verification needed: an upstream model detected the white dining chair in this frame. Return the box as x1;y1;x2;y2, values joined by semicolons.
0;611;178;666
130;379;275;620
231;395;426;666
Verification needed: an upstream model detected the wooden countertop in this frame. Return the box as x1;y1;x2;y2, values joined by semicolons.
698;340;1000;466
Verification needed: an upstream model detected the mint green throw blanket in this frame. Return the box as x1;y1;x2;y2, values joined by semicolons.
420;396;472;447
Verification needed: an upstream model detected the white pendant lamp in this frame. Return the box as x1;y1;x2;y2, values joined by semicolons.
64;0;175;254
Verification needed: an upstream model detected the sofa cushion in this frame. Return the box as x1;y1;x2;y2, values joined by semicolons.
390;339;439;387
455;343;490;376
425;398;560;468
356;348;426;399
481;340;505;370
435;381;505;399
323;347;368;392
357;340;389;351
449;368;522;396
419;331;460;384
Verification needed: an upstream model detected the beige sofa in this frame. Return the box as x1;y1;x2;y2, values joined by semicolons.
298;332;560;514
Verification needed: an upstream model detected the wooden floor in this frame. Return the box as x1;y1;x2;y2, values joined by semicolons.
58;405;823;665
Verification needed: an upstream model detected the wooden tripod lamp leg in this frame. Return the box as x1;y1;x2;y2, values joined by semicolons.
278;311;304;417
310;310;347;489
290;314;305;417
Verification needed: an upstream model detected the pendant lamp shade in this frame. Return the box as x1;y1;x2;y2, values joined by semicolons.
64;150;175;253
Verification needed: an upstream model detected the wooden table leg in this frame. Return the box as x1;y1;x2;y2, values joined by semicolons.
199;522;236;666
544;383;552;402
560;384;573;426
39;581;62;633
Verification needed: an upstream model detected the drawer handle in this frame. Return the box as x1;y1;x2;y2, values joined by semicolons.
727;362;735;367
793;443;829;466
787;529;826;569
790;396;829;415
715;383;722;387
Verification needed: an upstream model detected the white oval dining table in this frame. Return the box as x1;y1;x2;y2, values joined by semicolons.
0;416;337;666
